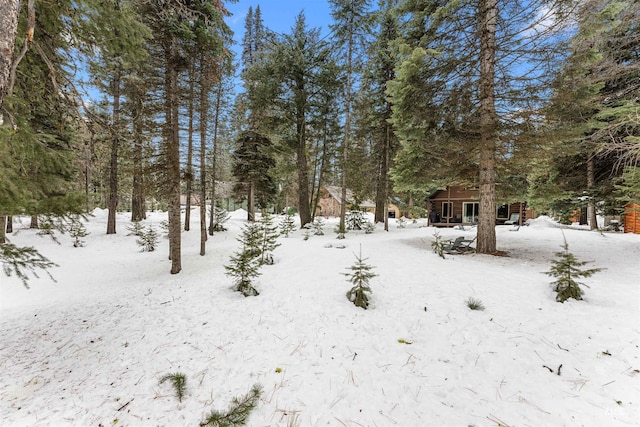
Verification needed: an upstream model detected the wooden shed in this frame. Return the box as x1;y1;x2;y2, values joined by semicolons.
624;204;640;234
427;185;534;227
316;186;375;217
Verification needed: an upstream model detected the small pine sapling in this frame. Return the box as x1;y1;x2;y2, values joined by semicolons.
137;226;159;252
210;204;231;232
465;297;485;311
225;246;261;297
546;236;602;302
238;222;263;258
36;217;60;244
258;213;280;265
200;384;262;427
160;372;187;402
69;218;89;247
362;221;375;234
126;220;144;236
431;231;445;259
343;246;377;309
279;213;296;237
311;217;325;235
396;217;407;228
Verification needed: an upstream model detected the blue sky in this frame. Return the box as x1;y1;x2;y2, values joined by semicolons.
225;0;334;41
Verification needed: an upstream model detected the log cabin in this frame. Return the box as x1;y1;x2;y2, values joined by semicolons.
427;186;535;227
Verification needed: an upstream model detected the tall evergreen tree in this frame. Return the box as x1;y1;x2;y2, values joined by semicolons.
541;0;639;224
0;0;20;108
232;131;276;221
389;0;576;252
329;0;372;235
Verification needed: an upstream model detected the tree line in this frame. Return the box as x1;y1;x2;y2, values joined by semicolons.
0;0;638;276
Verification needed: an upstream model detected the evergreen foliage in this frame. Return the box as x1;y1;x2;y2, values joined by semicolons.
1;242;57;288
546;237;602;303
232;132;276;221
69;218;89;247
431;232;445;259
258;213;280;265
127;220;145;237
159;372;187;402
238;222;263;258
362;221;375;234
200;384;262;427
396;217;407;229
279;213;296;238
136;226;159;252
210;204;231;232
465;297;485;311
344;246;376;309
225;224;265;297
311;217;325;235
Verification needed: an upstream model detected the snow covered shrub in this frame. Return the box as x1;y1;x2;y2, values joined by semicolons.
279;213;296;237
345;210;365;230
465;297;485;311
159;220;169;238
545;238;602;303
136;226;159;252
396;217;407;228
225;246;261;297
344;246;376;309
159;372;187;402
200;384;262;426
69;218;89;247
126;220;144;236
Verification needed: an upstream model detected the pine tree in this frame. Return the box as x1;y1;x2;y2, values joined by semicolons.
232;131;276;222
238;222;263;259
258;213;280;265
136;226;159;252
70;218;90;247
311;217;325;236
344;246;376;309
225;246;261;297
210;203;231;232
545;237;602;302
345;209;365;230
279;213;296;238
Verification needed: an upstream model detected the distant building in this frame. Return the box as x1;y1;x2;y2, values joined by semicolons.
316;186;375;217
427;186;535;227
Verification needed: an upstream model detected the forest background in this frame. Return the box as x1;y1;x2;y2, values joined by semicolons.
0;0;638;276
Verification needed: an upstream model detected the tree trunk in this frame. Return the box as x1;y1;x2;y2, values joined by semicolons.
184;65;195;231
476;0;498;254
167;39;181;274
199;61;209;255
296;112;311;227
587;151;598;230
0;215;6;243
208;82;222;235
6;215;12;233
0;0;20;109
131;111;146;221
247;181;255;222
106;70;121;234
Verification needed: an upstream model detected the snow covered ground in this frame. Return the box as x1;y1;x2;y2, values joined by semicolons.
1;209;639;426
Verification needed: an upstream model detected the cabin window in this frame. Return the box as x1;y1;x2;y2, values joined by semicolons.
497;204;509;220
442;202;453;218
463;202;479;223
